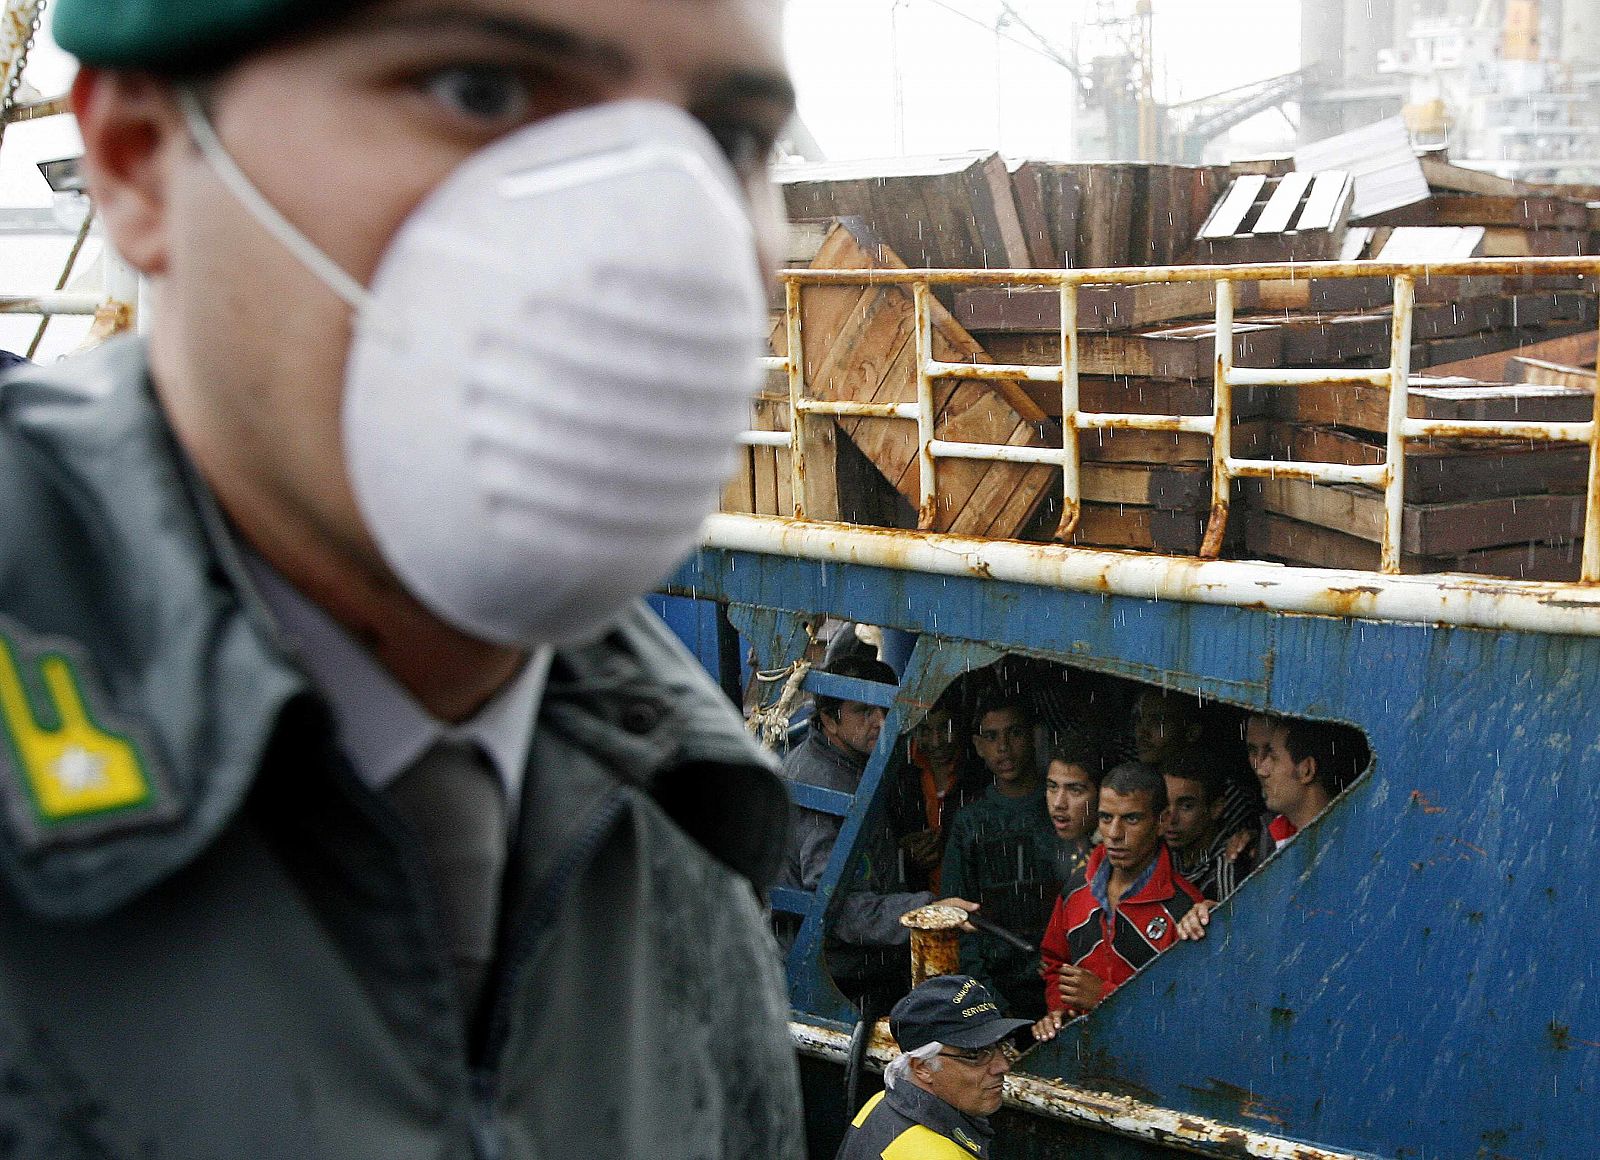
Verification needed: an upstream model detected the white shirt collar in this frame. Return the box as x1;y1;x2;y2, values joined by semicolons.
242;552;551;805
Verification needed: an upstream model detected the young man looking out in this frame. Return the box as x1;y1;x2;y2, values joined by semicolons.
1044;736;1105;888
1161;747;1252;902
940;692;1058;1019
1034;762;1203;1038
1177;718;1361;941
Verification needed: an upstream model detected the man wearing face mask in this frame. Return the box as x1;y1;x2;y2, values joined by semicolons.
0;1;802;1156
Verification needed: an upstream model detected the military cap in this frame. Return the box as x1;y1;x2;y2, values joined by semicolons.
889;975;1033;1053
54;0;356;70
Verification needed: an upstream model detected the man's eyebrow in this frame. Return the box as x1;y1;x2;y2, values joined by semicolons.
363;9;636;76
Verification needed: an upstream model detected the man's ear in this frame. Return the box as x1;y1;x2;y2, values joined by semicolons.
1293;756;1319;787
907;1055;937;1084
1206;794;1227;823
72;68;185;276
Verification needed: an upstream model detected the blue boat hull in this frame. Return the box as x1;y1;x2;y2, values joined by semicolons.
670;544;1600;1160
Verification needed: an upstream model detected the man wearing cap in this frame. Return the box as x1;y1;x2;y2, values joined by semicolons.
836;974;1030;1159
0;1;800;1156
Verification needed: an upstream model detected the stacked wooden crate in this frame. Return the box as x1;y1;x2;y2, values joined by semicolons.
953;283;1271;553
1246;372;1593;580
740;152;1597;578
1233;168;1596;580
722;220;1061;539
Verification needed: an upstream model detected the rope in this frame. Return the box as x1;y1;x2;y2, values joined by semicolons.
746;658;812;751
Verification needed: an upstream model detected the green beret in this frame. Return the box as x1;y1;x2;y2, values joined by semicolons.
53;0;355;69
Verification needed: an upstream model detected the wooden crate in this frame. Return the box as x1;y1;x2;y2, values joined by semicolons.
978;323;1282;381
780;153;1031;270
770;221;1058;538
1253;476;1585;556
1269;424;1588;503
1275;375;1593;434
1244;511;1581;581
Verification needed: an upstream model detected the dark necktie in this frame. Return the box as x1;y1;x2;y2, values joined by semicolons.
386;738;508;1020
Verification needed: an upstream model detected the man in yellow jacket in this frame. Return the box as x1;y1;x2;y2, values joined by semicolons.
838;975;1032;1159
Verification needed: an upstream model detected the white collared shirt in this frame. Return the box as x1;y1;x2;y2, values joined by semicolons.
243;553;551;808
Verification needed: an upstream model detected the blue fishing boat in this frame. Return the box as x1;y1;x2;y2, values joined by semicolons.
661;254;1600;1159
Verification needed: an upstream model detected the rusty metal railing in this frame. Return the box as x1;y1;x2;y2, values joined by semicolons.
744;255;1600;585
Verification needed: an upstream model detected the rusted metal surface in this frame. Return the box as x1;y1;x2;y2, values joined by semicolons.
1;91;67;123
1585;312;1600;583
0;1;42;128
1199;279;1234;559
899;903;965;985
912;282;938;530
1057;282;1081;538
779;254;1600;285
789;1020;1380;1160
1381;275;1416;573
0;291;100;315
701;511;1600;637
783;279;806;518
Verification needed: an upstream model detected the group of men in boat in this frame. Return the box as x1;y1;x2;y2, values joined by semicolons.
777;640;1369;1035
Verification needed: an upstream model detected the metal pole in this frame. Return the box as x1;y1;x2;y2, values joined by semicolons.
1199;280;1234;558
1057;282;1082;539
913;281;938;530
1381;275;1416;574
26;207;93;359
784;279;807;519
1582;306;1600;583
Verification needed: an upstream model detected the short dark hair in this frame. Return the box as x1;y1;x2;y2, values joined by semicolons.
1100;761;1167;815
1048;734;1109;783
1280;720;1362;797
1159;746;1227;805
971;690;1032;732
1133;687;1204;725
814;654;897;722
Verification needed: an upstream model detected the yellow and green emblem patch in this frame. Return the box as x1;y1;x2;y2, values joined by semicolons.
0;617;171;848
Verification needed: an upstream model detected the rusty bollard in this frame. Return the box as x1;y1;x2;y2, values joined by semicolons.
899;903;968;986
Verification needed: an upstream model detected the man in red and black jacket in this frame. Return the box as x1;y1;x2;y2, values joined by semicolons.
1034;761;1204;1035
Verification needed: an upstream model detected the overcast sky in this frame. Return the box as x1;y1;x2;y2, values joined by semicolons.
783;0;1302;161
5;0;1304;208
0;0;1302;355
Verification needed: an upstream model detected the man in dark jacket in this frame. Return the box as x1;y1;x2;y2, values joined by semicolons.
837;974;1031;1159
0;1;803;1155
778;656;972;1006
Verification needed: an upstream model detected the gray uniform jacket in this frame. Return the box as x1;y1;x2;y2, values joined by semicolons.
0;339;802;1159
778;723;931;949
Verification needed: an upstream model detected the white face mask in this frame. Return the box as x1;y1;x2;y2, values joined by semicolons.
179;94;766;647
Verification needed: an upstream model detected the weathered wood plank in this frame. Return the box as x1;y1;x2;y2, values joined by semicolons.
1256;477;1586;554
1509;356;1595;389
1426;330;1598;380
978;323;1282;380
1270;423;1588;502
954;283;1228;333
1244;511;1581;581
1277;376;1593;433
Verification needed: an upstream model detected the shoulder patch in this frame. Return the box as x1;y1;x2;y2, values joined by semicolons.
0;616;176;850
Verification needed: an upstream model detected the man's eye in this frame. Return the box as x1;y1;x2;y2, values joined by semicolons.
422;65;533;124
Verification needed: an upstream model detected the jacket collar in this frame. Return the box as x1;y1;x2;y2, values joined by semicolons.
1085;842;1180;915
884;1079;994;1156
0;338;784;921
